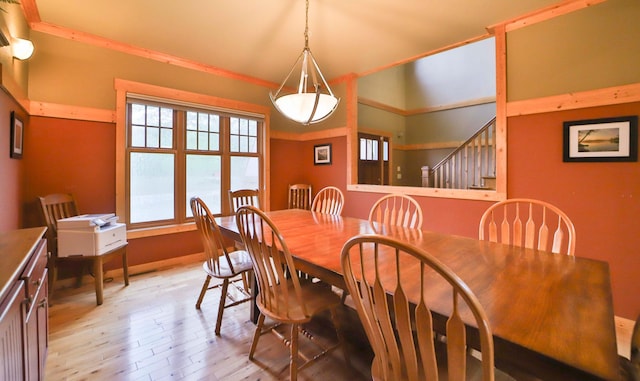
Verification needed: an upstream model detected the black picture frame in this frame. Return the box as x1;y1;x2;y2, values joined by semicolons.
314;143;332;165
10;111;23;159
563;115;637;162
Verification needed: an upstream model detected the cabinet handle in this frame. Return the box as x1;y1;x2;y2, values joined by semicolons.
38;298;47;309
33;278;42;287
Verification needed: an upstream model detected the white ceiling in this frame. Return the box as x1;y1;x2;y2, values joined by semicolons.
33;0;561;84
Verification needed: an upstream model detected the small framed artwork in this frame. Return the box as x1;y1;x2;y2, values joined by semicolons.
563;115;637;162
314;143;332;165
10;111;24;159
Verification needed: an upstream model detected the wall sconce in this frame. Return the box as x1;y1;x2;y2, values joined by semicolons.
12;37;34;60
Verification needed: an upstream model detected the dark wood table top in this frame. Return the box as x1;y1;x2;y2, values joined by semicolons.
216;209;619;380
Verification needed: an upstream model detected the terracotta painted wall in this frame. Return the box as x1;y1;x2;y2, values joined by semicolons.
23;116;202;269
507;102;640;320
270;106;639;319
270;136;347;211
0;91;26;232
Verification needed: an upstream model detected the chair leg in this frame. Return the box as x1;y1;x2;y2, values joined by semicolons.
290;323;299;381
249;313;266;360
215;279;230;335
195;275;212;309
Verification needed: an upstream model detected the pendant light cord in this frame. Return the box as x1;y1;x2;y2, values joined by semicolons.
304;0;309;49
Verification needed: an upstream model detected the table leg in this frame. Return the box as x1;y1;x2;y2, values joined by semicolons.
121;248;129;286
94;257;104;305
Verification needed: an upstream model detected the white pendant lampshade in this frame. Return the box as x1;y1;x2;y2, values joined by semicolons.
270;0;339;125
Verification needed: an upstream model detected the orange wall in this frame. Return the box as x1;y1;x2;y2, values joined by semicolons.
270;136;347;211
0;91;28;232
507;102;640;320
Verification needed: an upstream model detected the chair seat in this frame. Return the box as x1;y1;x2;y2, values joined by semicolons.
203;250;253;279
257;278;342;324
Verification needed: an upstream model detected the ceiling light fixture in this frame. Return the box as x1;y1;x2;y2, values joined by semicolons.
270;0;339;125
13;37;34;60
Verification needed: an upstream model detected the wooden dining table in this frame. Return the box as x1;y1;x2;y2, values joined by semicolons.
216;209;620;381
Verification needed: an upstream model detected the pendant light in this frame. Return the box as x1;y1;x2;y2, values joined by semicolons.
270;0;339;125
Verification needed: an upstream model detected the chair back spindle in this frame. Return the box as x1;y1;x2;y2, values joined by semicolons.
479;198;575;255
311;186;344;216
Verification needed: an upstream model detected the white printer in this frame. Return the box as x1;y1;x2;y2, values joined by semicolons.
57;213;127;257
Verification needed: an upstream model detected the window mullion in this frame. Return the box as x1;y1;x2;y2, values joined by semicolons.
175;110;186;223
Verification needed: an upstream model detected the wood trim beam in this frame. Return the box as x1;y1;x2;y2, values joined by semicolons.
506;83;640;117
396;141;464;151
30;21;280;90
29;101;115;122
270;127;348;142
358;96;496;116
488;0;607;32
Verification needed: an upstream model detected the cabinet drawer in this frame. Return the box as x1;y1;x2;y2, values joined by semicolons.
20;239;48;306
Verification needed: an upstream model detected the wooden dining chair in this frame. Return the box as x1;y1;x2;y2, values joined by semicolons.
38;193;129;305
235;205;348;381
190;197;254;335
288;183;312;210
311;186;344;216
478;198;576;255
368;193;423;229
341;234;515;381
228;188;260;213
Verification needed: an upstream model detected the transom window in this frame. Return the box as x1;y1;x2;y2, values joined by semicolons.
126;99;263;228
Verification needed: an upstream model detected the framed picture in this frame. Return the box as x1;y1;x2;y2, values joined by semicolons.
10;111;24;159
563;116;637;162
314;143;332;165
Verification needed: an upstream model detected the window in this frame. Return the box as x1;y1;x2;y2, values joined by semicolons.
126;99;263;228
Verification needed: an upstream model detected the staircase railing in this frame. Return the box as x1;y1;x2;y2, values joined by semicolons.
429;117;496;190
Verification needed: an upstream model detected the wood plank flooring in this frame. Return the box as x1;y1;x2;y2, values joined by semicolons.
45;259;373;381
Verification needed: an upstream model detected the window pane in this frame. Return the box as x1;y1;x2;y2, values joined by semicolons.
160;128;173;148
147;127;159;148
383;141;389;161
131;104;146;125
147;106;159;126
372;140;379;160
231;156;259;191
186;154;221;217
130;152;174;223
160;108;173;127
186;111;198;131
186;130;197;150
132;126;146;147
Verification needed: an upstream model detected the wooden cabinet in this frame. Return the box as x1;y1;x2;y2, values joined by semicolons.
0;227;48;381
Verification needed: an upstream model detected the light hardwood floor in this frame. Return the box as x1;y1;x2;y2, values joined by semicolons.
45;259;373;381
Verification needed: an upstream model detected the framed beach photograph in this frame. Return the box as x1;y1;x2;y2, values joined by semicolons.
314;143;332;165
10;111;24;159
563;116;637;162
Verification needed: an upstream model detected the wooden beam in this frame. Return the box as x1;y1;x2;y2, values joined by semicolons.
30;22;280;90
506;83;640;116
270;127;348;142
29;101;115;122
487;0;607;32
